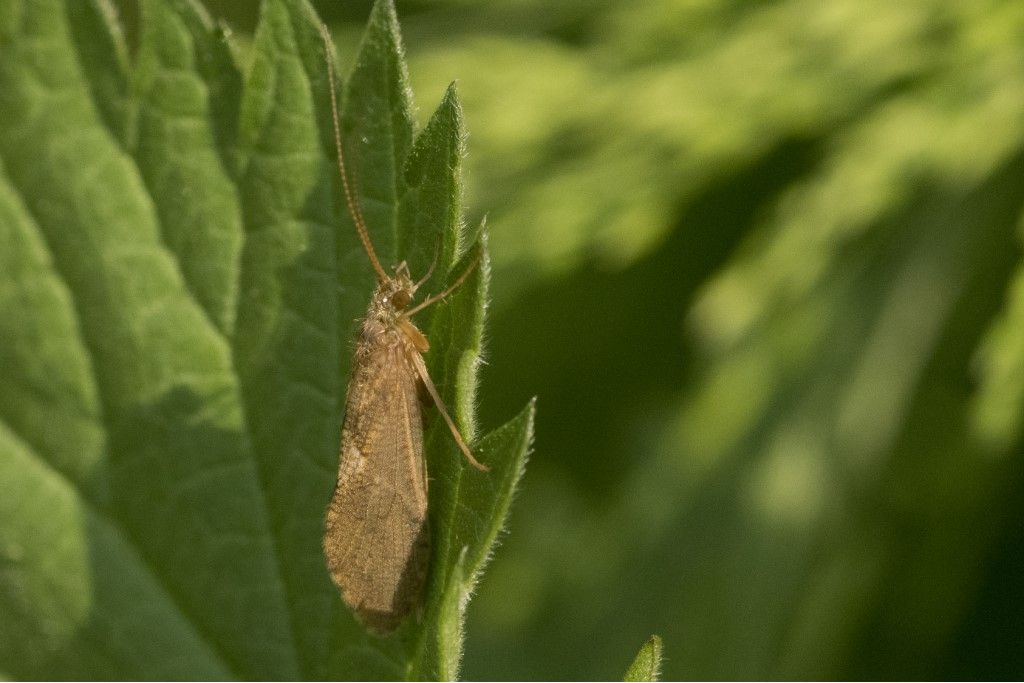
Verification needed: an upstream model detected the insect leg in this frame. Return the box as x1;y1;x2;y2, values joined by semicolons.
406;348;489;472
401;248;482;319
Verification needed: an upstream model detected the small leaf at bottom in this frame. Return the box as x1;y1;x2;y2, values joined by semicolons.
624;635;663;682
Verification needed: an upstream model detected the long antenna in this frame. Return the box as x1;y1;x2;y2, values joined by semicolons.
319;23;389;284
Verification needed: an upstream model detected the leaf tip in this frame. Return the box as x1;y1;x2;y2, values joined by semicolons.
347;0;414;137
442;79;460;102
439;81;466;129
523;396;538;432
369;0;401;38
623;635;663;682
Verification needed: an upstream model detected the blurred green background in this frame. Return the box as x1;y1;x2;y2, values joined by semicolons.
136;0;1024;678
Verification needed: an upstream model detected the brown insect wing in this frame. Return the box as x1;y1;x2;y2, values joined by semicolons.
324;308;431;633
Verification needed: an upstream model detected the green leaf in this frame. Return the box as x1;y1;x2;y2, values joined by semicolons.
0;422;230;679
134;0;244;333
0;0;530;679
412;400;536;680
339;0;414;271
66;0;135;147
623;636;663;682
399;81;468;280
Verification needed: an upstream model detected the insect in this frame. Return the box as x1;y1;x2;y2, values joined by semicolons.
319;25;489;634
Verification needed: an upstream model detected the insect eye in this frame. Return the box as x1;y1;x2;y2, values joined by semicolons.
391;290;412;310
